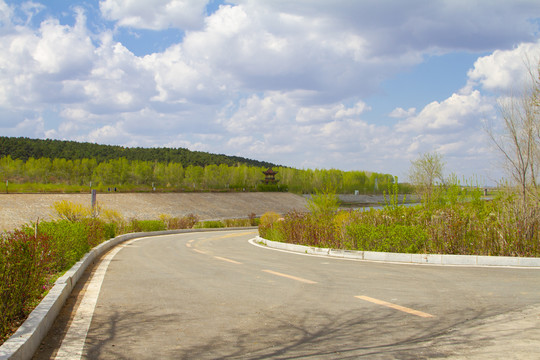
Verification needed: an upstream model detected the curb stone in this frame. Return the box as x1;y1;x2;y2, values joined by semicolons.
0;227;256;360
255;236;540;268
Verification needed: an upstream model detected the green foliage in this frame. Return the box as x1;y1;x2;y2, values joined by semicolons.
383;176;405;212
194;220;225;228
0;230;55;342
128;219;166;232
0;137;404;194
52;200;92;222
0;136;275;168
223;218;252;227
347;222;428;253
258;211;281;238
264;189;540;257
306;187;340;218
28;220;90;271
409;151;445;206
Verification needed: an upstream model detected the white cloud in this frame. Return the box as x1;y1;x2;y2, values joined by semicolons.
389;107;416;118
100;0;208;30
467;40;540;92
395;90;494;134
0;115;45;137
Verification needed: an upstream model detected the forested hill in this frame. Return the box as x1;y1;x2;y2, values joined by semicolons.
0;137;277;168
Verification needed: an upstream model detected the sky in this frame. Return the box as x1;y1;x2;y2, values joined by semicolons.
0;0;539;185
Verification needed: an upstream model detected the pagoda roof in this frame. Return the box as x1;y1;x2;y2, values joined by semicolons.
263;167;278;175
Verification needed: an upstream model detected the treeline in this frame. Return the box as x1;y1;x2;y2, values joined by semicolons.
0;156;401;194
0;137;276;168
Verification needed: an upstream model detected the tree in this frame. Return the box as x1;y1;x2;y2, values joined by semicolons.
485;59;539;204
408;151;445;205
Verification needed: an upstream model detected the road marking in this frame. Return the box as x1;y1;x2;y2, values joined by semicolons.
214;256;242;265
262;269;317;284
355;295;435;318
54;242;131;360
193;249;207;254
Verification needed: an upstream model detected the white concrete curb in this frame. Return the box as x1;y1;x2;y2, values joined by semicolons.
255;236;540;268
0;227;256;360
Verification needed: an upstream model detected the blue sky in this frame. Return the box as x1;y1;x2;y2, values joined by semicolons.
1;0;539;185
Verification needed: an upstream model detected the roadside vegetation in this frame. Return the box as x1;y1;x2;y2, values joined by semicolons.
259;179;539;257
0;200;257;344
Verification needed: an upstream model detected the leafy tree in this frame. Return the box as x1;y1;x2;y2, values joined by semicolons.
409;151;445;205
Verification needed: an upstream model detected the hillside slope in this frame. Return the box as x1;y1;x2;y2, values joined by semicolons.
0;192;308;231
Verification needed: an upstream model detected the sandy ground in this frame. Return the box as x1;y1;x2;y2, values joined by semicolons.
0;192;311;231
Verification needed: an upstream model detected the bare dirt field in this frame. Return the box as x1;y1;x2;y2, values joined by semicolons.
0;192;310;232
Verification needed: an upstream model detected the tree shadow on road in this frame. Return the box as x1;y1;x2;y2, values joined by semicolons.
53;299;538;359
158;306;494;360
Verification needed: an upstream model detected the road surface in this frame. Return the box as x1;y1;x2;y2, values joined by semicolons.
34;230;540;359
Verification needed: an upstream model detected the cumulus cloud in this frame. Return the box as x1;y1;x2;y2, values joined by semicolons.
395;90;494;134
467;40;540;92
100;0;209;30
389;107;416;118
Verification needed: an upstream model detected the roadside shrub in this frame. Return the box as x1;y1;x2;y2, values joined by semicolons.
194;220;225;229
82;218;116;248
263;186;539;257
29;220;91;271
306;187;340;219
160;213;199;229
98;207;126;232
0;230;55;342
223;218;251;227
52;200;91;222
346;222;428;253
259;211;280;227
258;211;281;238
128;219;166;232
248;212;259;226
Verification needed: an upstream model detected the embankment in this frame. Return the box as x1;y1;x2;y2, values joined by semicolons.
0;192;308;231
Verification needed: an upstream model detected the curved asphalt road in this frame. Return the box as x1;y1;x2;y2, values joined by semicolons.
34;230;540;359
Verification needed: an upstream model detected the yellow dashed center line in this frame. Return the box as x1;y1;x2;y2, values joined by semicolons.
262;269;317;284
214;256;242;265
355;295;434;318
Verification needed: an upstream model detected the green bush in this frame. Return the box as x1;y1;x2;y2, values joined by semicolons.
223;218;251;227
194;220;225;228
28;220;91;271
128;219;166;232
0;230;55;342
346;222;428;253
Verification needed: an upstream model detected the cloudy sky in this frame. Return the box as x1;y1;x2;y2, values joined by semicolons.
1;0;539;184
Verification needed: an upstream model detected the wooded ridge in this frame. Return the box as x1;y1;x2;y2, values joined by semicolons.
0;136;276;168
